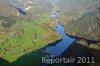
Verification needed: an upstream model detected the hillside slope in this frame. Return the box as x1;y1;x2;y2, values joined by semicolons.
0;4;61;65
65;9;100;41
57;0;100;25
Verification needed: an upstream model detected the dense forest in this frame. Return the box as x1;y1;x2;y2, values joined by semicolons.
65;9;100;41
57;0;100;25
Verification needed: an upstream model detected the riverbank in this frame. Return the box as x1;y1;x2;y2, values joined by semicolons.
44;12;75;56
47;10;100;66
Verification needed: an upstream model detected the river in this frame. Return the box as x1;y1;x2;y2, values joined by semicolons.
44;12;75;56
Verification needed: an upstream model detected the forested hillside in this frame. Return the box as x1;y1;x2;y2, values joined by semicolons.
65;9;100;41
57;1;100;64
57;0;100;25
56;0;100;41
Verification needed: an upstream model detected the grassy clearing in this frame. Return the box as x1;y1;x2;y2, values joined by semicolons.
0;21;48;62
34;14;51;25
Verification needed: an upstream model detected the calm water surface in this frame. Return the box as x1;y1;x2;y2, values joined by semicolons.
44;13;75;56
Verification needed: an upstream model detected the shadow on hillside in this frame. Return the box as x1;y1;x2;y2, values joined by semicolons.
1;43;100;66
61;42;100;66
12;49;49;66
0;49;48;66
0;57;11;66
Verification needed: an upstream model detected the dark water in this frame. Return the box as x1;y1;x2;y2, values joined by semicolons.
44;13;75;56
9;5;26;15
